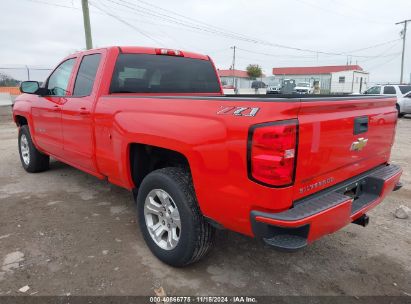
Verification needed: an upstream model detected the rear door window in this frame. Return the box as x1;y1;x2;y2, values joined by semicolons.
383;86;396;94
110;54;221;93
73;54;102;96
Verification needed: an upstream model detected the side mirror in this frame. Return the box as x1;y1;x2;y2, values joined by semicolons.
20;81;40;94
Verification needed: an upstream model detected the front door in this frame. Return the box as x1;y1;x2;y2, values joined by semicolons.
404;93;411;113
31;58;76;157
61;53;102;172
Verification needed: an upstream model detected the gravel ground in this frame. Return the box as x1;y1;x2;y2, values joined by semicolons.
0;106;410;296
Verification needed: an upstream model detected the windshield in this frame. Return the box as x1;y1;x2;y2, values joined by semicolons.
399;85;411;94
297;83;310;87
110;54;221;93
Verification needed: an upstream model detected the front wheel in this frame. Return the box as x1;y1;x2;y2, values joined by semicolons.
396;104;404;118
136;167;215;267
18;125;49;173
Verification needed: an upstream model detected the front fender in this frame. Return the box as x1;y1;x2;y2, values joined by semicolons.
12;97;39;147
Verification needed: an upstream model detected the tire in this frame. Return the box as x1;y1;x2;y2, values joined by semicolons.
18;125;49;173
136;167;215;267
396;104;404;118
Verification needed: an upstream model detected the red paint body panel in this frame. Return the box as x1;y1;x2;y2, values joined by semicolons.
294;98;397;200
12;46;402;243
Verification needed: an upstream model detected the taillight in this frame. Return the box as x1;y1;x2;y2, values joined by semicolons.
155;48;184;56
248;120;298;187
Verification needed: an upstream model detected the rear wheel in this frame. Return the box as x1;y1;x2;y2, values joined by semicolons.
136;167;215;267
18;125;49;173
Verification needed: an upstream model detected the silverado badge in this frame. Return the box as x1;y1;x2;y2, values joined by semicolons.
350;138;368;151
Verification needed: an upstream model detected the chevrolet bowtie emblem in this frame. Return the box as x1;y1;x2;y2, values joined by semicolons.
350;138;368;151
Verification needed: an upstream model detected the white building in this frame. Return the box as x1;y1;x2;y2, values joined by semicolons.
218;69;251;89
272;65;369;94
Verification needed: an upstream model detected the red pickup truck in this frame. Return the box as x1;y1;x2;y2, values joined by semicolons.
13;46;402;266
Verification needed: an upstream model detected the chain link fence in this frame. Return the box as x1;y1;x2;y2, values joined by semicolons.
0;66;53;105
0;66;52;84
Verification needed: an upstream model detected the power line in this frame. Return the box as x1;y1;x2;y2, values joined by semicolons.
237;44;401;60
237;48;316;59
291;0;389;25
102;0;395;57
342;39;401;54
96;0;190;49
360;42;402;63
22;0;406;63
134;0;238;37
23;0;81;9
89;1;165;46
366;54;401;71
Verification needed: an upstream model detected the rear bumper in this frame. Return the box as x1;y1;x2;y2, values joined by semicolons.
250;164;402;251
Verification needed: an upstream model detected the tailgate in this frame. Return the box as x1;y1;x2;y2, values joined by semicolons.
293;96;397;200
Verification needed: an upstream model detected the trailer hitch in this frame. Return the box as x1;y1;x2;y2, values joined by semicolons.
352;214;369;227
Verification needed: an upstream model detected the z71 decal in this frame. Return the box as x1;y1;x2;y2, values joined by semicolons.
217;106;260;117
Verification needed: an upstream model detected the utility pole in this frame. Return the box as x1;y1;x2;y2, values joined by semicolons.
81;0;93;50
230;46;236;91
25;65;30;81
395;19;411;84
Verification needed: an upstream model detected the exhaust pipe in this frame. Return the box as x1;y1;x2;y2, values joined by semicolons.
352;214;369;227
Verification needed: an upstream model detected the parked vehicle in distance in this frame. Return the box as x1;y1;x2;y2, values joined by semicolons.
251;80;267;89
396;91;411;117
13;46;402;267
267;84;281;94
280;78;296;94
293;82;312;94
363;84;411;117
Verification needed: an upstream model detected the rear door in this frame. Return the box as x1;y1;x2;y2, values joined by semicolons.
293;96;397;200
61;52;103;172
31;58;76;157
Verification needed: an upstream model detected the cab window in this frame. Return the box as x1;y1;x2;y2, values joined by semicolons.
364;86;380;94
47;59;76;96
110;54;221;93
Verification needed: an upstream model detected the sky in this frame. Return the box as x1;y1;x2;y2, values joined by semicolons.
0;0;410;84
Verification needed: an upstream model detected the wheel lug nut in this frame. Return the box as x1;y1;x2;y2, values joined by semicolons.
162;220;165;225
167;224;170;228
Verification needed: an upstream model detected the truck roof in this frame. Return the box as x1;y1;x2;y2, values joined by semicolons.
72;46;210;61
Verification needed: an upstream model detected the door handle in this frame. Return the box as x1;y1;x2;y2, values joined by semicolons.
52;105;61;112
79;107;90;115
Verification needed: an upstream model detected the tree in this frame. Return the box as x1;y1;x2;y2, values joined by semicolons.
0;72;19;87
246;64;262;79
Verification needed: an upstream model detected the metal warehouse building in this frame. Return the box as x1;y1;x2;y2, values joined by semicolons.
272;65;369;94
